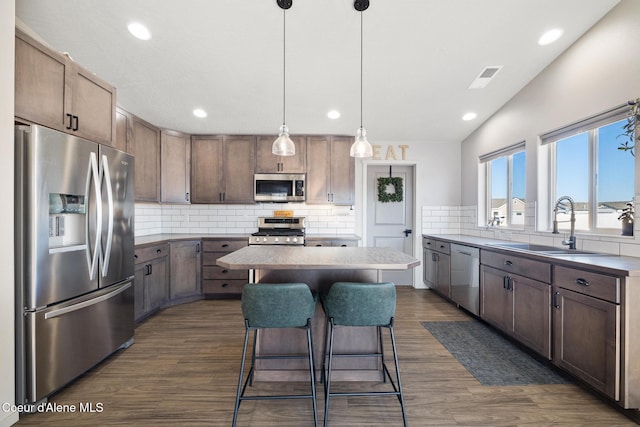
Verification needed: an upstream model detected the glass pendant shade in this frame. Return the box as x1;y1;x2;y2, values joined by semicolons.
272;124;295;156
350;126;373;158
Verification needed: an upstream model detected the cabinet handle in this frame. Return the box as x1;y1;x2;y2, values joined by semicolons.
196;243;200;253
148;264;152;275
426;242;432;246
134;254;138;259
222;283;229;288
504;260;513;266
503;276;509;289
553;291;560;309
576;278;589;287
72;115;79;131
66;113;73;130
508;277;513;291
222;244;229;248
186;192;190;202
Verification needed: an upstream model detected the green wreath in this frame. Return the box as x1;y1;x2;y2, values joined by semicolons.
377;177;403;203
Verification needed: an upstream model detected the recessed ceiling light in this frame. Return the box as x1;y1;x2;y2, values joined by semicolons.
538;28;563;46
327;110;341;119
127;22;151;40
193;108;207;118
462;112;477;121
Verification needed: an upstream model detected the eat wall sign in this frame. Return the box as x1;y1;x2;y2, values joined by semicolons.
371;144;409;161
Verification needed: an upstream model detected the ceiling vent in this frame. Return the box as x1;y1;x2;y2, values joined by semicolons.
468;66;503;89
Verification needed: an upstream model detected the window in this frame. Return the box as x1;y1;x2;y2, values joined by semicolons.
480;143;526;228
543;106;634;233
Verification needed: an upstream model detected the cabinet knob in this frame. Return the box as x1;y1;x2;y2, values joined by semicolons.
222;283;229;288
504;260;513;266
157;249;162;254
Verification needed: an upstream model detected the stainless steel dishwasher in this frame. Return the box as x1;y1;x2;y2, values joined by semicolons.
450;243;480;316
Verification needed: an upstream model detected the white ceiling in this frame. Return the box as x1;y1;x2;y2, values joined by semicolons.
16;0;620;143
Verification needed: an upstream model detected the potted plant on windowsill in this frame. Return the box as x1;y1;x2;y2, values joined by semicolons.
618;98;639;156
618;202;634;236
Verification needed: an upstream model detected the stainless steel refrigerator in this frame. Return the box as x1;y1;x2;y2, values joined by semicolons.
15;124;135;405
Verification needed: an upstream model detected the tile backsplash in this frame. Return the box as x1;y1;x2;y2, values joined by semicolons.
422;201;640;257
135;203;356;236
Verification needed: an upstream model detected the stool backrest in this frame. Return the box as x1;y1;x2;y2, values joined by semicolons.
241;283;317;328
323;282;396;327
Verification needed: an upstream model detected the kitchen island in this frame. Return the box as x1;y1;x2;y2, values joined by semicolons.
217;246;420;382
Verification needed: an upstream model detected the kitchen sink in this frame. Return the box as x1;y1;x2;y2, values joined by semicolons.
487;242;600;255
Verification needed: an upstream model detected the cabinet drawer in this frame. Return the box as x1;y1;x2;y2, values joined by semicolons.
203;240;247;252
481;250;551;283
306;240;334;247
134;243;169;264
555;265;620;303
423;238;450;254
203;265;248;280
203;279;245;295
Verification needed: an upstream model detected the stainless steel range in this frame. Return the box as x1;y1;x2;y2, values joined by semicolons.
250;217;305;245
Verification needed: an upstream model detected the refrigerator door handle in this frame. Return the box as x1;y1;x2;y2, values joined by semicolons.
85;152;102;280
100;154;114;277
44;282;132;320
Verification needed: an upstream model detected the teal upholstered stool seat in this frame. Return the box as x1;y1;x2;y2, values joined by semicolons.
233;283;318;427
320;282;407;427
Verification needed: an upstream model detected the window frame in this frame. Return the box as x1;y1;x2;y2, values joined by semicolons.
480;141;526;229
543;104;634;234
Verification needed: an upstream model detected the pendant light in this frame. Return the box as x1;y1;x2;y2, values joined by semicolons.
350;0;373;158
272;0;296;156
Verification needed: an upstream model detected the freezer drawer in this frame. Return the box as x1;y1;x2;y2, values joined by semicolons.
20;281;134;404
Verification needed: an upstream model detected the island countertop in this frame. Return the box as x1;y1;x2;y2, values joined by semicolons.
216;246;420;270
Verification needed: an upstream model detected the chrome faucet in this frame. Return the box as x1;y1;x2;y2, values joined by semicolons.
552;196;576;250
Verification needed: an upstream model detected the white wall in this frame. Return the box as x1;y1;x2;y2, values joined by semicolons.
1;1;17;426
460;0;640;256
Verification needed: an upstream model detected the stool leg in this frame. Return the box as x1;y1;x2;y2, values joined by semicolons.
323;319;335;427
389;325;407;427
232;326;251;427
306;322;319;427
378;326;387;384
248;329;258;387
320;315;330;386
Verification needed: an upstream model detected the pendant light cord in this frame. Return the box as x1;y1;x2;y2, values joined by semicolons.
360;10;363;129
283;8;287;127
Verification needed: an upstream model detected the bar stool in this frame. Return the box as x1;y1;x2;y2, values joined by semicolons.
320;282;407;427
232;283;318;427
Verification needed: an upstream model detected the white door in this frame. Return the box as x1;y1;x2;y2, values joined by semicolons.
366;165;414;285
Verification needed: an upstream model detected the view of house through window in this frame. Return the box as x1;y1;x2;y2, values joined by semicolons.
552;117;634;232
487;150;526;227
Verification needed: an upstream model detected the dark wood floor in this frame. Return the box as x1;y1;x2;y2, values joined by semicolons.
15;288;636;426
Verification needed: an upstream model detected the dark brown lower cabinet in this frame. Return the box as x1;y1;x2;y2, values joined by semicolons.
553;265;621;401
202;238;249;297
169;240;202;301
480;264;551;359
134;243;169;322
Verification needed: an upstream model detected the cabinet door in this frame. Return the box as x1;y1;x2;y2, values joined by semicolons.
146;257;169;312
161;131;191;203
306;136;331;203
115;109;130;153
553;288;620;400
480;265;510;332
435;253;451;298
134;263;147;322
70;64;116;145
170;240;201;299
191;136;224;203
255;135;306;173
15;30;68;131
511;275;551;359
329;136;355;205
129;117;161;202
222;135;256;203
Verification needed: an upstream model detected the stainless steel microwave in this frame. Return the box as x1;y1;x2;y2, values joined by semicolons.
254;173;305;202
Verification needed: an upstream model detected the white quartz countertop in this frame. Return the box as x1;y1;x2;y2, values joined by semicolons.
216;246;421;270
